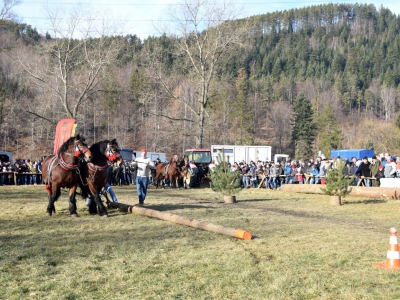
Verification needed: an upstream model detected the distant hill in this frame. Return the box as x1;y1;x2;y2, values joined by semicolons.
1;3;400;159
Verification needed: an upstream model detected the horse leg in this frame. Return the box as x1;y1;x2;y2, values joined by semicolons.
93;193;108;217
46;188;60;216
88;195;98;215
68;187;78;217
45;184;53;216
153;174;158;187
185;173;190;189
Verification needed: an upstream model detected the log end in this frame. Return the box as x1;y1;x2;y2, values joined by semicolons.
236;229;252;240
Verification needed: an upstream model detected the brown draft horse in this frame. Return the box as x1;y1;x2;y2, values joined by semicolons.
153;162;167;188
79;139;120;217
153;157;189;189
42;134;92;217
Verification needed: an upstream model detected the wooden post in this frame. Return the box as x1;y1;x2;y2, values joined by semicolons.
280;184;400;200
330;195;342;206
109;202;252;240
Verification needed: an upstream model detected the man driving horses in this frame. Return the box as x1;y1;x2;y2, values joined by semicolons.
171;154;182;169
169;154;179;164
132;149;155;206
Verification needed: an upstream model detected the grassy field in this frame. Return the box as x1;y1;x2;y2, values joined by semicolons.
1;184;400;299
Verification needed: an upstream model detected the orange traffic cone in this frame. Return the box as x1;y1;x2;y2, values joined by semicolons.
374;227;400;270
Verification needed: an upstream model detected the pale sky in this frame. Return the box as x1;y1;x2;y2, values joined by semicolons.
12;0;400;40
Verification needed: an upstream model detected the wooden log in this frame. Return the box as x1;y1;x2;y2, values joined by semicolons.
109;202;252;240
280;184;400;200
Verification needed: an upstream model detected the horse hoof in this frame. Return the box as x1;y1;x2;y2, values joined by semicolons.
46;212;52;217
70;214;78;218
101;214;108;218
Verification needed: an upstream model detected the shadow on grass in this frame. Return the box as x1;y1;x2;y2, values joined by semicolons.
140;204;213;211
236;198;279;203
343;199;387;205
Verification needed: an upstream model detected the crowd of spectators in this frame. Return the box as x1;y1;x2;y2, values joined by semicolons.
3;152;400;189
222;153;400;189
0;157;159;187
0;159;42;186
108;160;136;186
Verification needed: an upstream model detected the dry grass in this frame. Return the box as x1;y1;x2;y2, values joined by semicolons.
1;185;400;299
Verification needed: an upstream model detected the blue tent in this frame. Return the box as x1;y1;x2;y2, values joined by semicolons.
330;149;374;160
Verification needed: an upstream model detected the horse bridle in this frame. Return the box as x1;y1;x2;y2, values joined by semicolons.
87;142;120;174
73;140;90;158
105;143;121;162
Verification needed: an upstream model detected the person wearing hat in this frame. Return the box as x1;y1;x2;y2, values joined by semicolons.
132;149;155;206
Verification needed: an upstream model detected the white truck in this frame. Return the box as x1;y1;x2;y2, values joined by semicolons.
119;148;166;162
211;145;272;164
135;151;166;162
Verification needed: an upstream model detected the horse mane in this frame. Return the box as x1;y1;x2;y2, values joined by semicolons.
58;137;76;154
58;134;86;154
89;140;108;156
89;139;120;157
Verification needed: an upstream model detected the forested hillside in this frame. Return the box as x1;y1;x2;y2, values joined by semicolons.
0;2;400;160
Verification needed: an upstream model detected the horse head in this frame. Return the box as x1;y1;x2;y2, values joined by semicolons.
105;139;121;162
74;134;92;162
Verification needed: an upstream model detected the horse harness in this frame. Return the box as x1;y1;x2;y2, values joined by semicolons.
86;143;120;182
45;141;90;184
164;156;182;176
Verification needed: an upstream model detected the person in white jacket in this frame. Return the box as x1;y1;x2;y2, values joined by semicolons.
384;156;397;179
132;149;155;206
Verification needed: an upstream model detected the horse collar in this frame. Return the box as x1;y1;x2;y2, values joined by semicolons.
57;152;79;171
88;162;109;172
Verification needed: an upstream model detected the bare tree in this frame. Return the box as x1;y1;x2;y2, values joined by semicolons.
14;5;125;120
0;0;21;21
267;101;293;154
380;84;397;122
148;0;250;147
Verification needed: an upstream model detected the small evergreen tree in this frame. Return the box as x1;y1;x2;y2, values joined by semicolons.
320;160;352;197
209;151;242;197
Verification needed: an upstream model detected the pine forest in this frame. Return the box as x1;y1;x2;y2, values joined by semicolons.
0;2;400;160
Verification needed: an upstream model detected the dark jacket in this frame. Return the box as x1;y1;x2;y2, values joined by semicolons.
356;161;371;177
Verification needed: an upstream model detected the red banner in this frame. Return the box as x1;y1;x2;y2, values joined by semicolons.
53;119;77;154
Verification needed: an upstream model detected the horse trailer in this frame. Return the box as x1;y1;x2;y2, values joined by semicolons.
119;148;166;162
211;145;272;164
135;151;166;162
119;148;135;162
